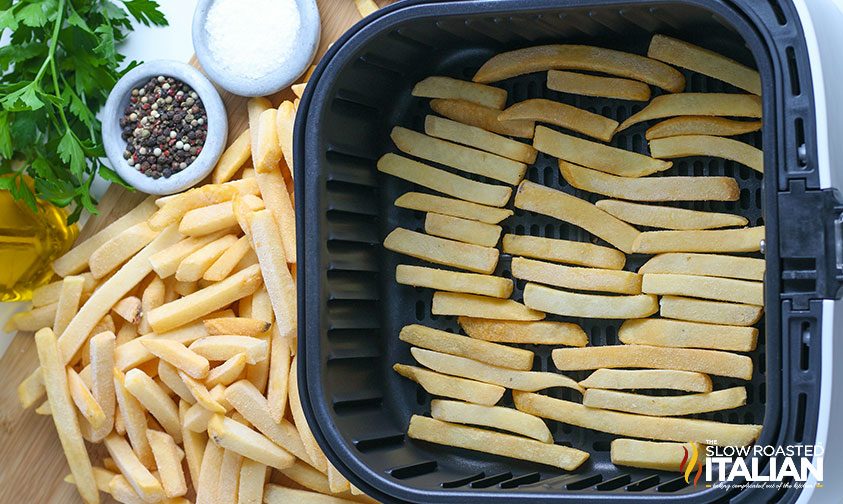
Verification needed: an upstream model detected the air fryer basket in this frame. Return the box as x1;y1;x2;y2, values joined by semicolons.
296;1;826;502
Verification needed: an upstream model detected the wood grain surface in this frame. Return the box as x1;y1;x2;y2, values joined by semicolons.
0;1;391;502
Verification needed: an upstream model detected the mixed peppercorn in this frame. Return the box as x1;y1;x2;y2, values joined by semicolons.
120;76;208;179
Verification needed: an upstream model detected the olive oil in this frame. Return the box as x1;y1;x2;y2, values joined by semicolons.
0;188;78;302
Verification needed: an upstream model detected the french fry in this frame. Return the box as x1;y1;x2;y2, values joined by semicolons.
267;324;291;423
89;331;116;441
649;135;764;173
424;115;537;164
142;338;210;379
218;449;244;504
275;101;296;178
424;212;502;247
150;231;229;279
280;460;330;494
63;467;116;495
245;288;273;392
458;317;588;346
89;222;159;279
328;462;351;494
514;181;640;253
207;414;295;470
523;283;657;319
124;368;182;443
32;272;95;307
149;182;259;231
113;369;154;467
53;196;157;277
502;234;625;270
35;328;99;504
179;371;226;413
178;195;263;236
639;253;766;280
546;70;651;101
474;44;684;91
289;356;329;472
112;296;142;325
256;166;297;262
431;399;552;443
159;360;196;404
148;264;263;333
515;392;761;446
176;233;240;282
499;99;618;142
560;161;739;201
182;384;231;432
429;99;535;138
190;335;268;365
648;34;761;95
660;296;764;327
413;76;507;109
138;276;164;335
391;126;528;185
552;345;753;379
115;322;138;345
6;302;57;332
378;153;512;207
384;228;499;274
632;227;765;254
540;129;669;179
395;191;513;224
204;317;271;336
400;324;534;370
579;369;712;393
616;93;762;132
212;128;252;184
512;257;642;294
611;439;704;472
596;199;748;230
238;458;267;504
205;353;248;388
67;367;106;430
247;96;272;165
411;347;581;392
642;273;764;305
292;82;307;98
250;210;297;336
393;364;505;406
264;485;358;504
18;370;46;410
203;236;253;282
584;386;747;416
195;438;223;504
147;430;187;498
408;415;588;470
52;275;86;337
645;116;762;140
104;433;165;503
619;318;758;352
432;291;544;321
395;264;513;299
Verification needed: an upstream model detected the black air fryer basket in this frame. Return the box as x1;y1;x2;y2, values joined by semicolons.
294;1;839;502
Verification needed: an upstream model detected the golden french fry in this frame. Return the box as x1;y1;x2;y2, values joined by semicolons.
424;115;537;164
391;126;527;185
213;128;252;184
264;485;358;504
328;462;351;494
159;360;196;404
203;236;252;282
458;317;587;346
642;273;764;305
292;82;307;98
238;458;267;504
395;264;512;299
619;318;758;352
124;368;182;443
6;302;56;333
431;399;552;443
190;335;268;365
502;234;624;270
412;347;580;392
424;212;502;247
393;364;505;406
207;414;295;470
378;153;512;207
178;195;263;237
515;391;760;446
579;369;712;393
611;439;705;472
149;182;258;231
150;231;229;279
523;283;657;319
67;367;106;430
384;228;499;274
280;460;330;494
395;191;512;224
218;449;244;504
254;109;283;173
51;276;86;338
648;34;761;95
104;433;164;503
632;227;765;254
176;234;240;282
474;44;684;91
289;356;329;472
649;135;763;173
53;197;158;277
182;384;231;432
596;199;748;230
660;295;763;327
142;338;210;379
646;116;762;140
147;430;187;498
584;386;746;416
205;353;248;388
429;98;534;138
179;370;226;413
560;161;739;202
148;264;263;333
267;324;291;423
35;328;99;504
409;415;588;470
204;317;271;336
552;345;753;379
90;222;159;279
247;96;272;162
112;296;141;325
256;166;297;262
89;331;116;441
639;253;765;280
63;467;116;495
512;257;641;295
250;210;296;336
546;70;651;101
32;273;95;308
413;76;507;109
195;438;223;504
400;324;533;370
113;368;154;467
500;98;618;141
432;291;544;321
275;101;296;178
616;93;762;132
514;181;639;253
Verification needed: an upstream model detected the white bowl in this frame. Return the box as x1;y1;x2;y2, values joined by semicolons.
102;60;228;195
192;0;321;97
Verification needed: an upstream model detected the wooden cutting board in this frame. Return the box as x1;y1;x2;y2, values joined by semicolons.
0;2;392;502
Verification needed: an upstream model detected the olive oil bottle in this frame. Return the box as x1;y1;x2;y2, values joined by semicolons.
0;188;78;302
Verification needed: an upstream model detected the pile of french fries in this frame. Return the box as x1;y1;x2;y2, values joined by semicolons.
382;34;766;473
10;71;377;503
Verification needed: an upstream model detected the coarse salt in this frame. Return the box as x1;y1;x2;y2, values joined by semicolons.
205;0;301;80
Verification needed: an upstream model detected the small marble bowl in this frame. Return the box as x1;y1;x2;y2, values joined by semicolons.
191;0;321;97
102;60;228;195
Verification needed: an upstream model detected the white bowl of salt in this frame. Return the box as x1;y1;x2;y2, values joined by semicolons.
193;0;320;97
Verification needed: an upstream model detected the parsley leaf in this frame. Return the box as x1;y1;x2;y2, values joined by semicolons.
121;0;167;27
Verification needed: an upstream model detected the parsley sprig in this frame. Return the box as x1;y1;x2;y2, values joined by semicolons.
0;0;167;223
